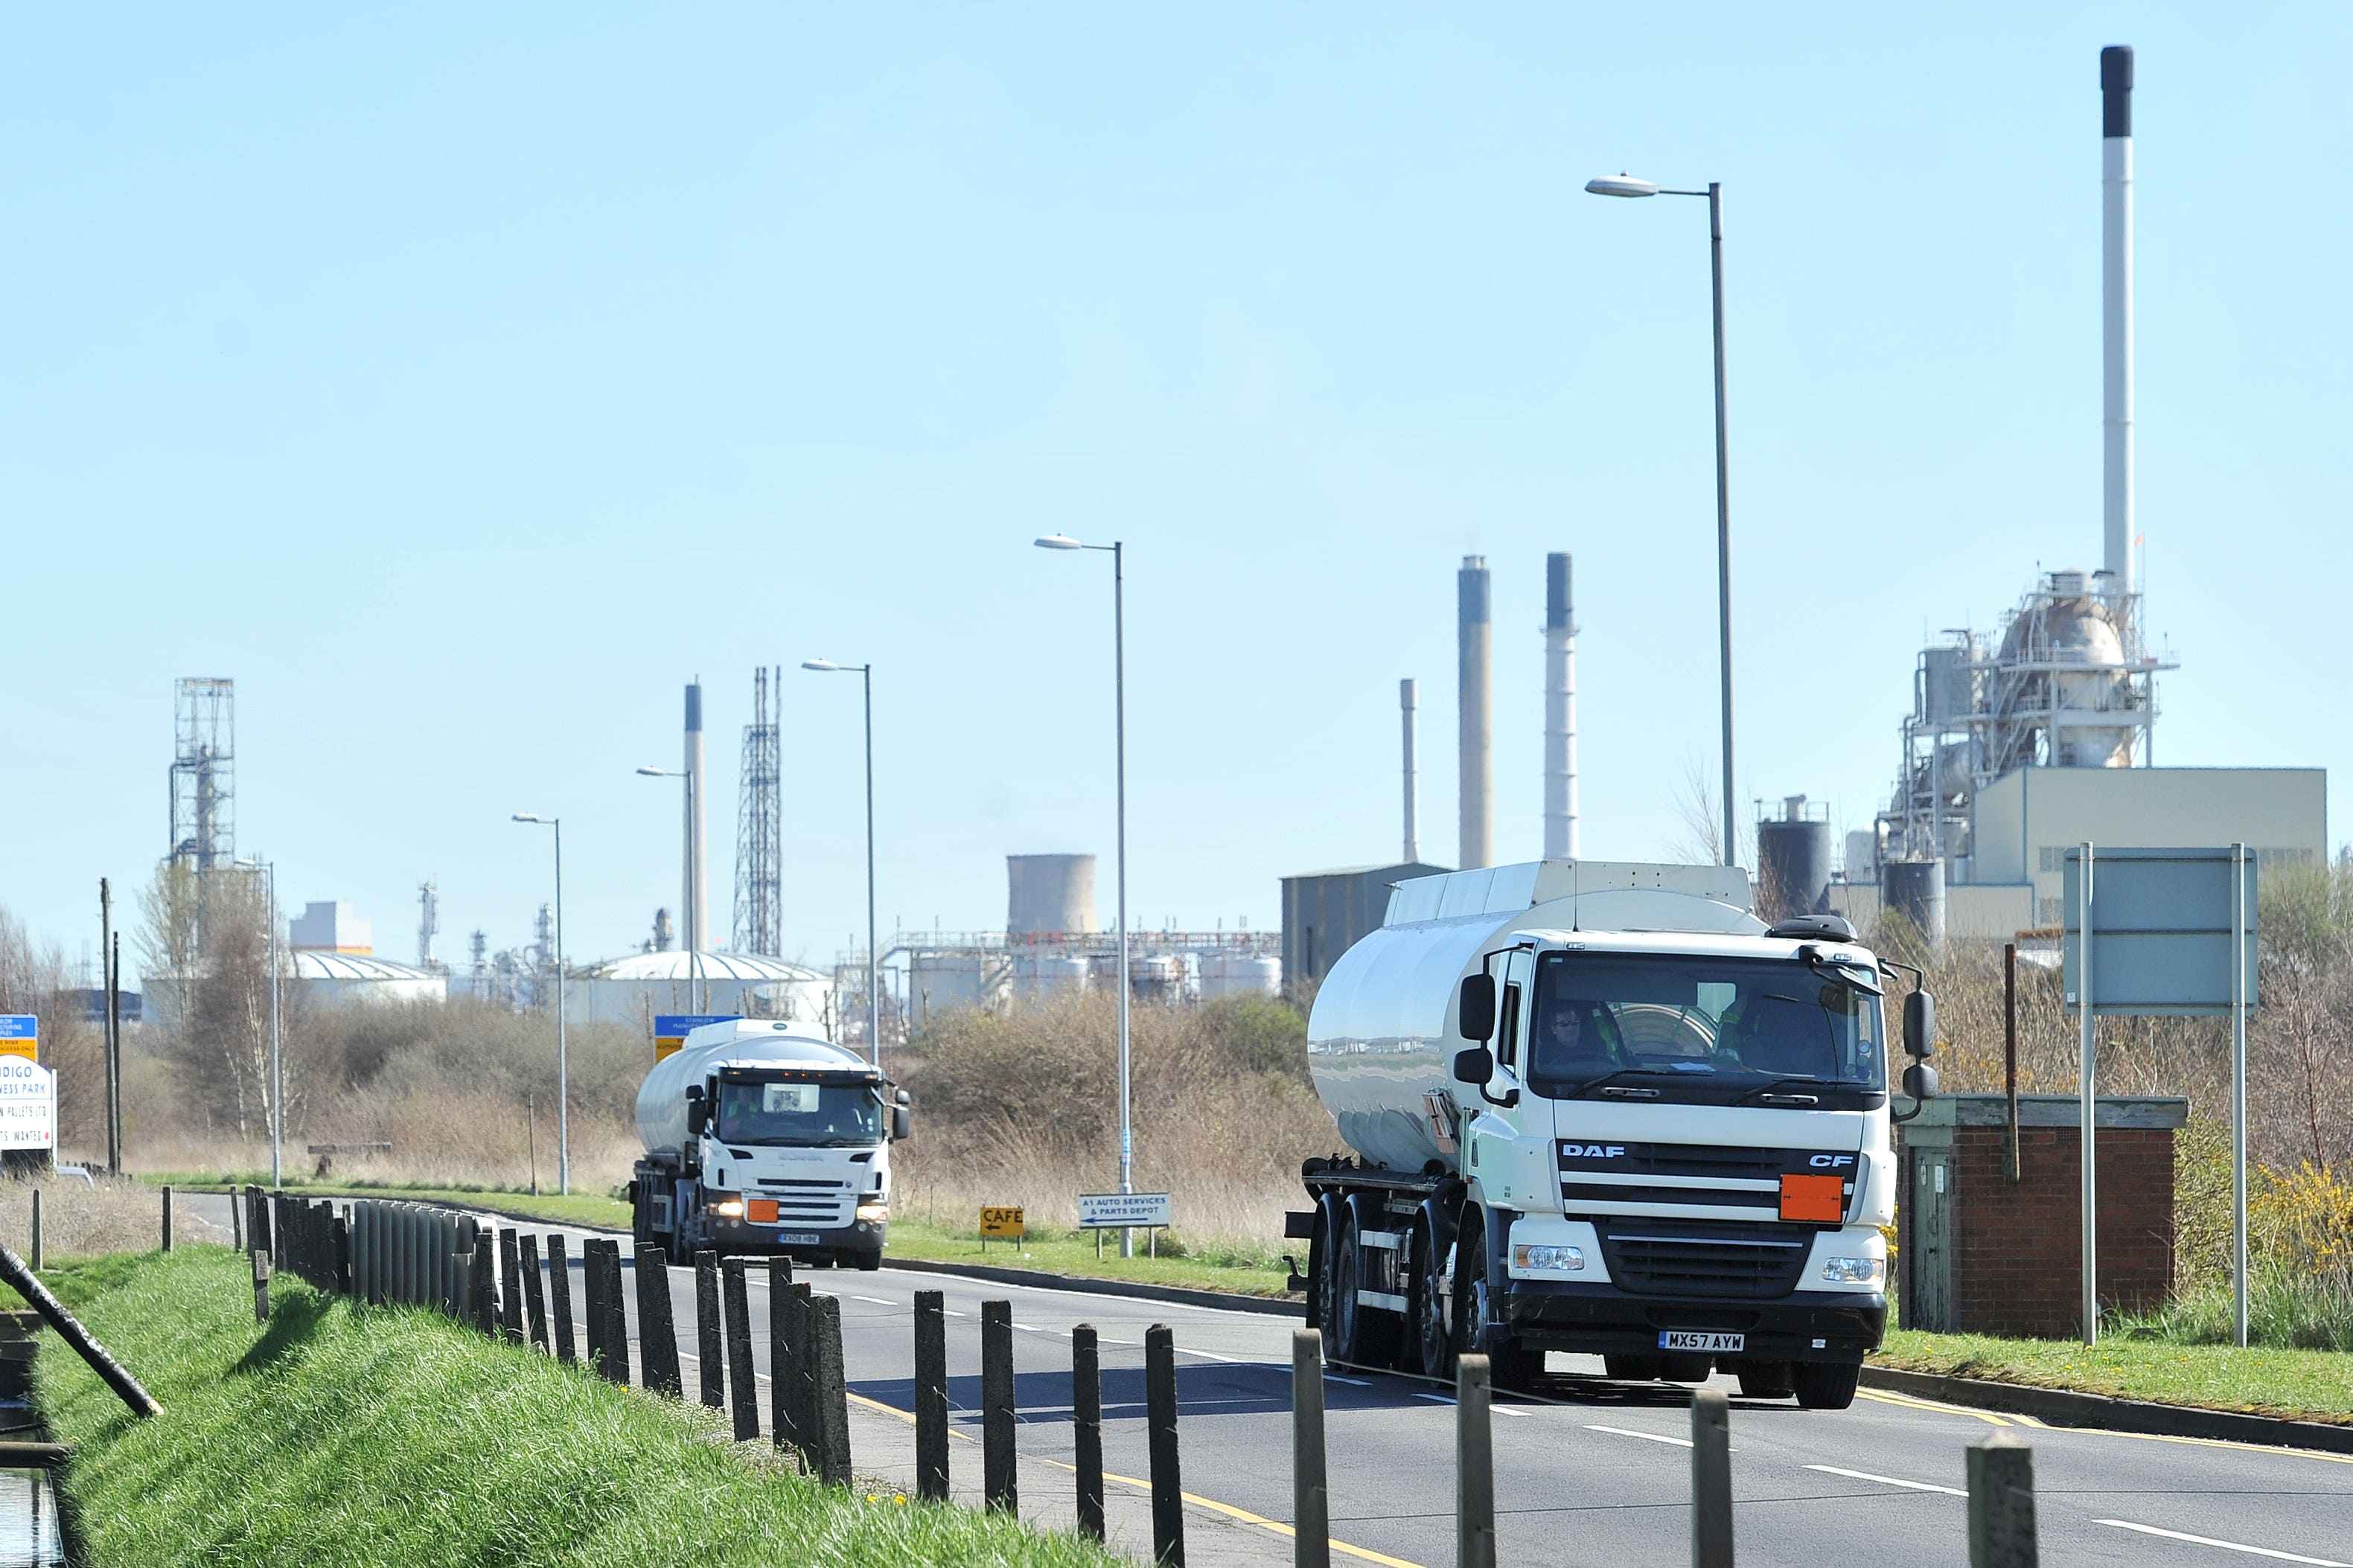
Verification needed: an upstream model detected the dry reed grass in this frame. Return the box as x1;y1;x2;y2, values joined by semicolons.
0;1174;229;1259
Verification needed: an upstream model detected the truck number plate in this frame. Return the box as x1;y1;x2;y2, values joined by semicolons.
777;1233;820;1246
1658;1331;1744;1353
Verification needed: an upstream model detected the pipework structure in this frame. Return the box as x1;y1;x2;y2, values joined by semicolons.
168;677;235;871
733;665;784;956
1543;552;1578;860
1458;557;1492;869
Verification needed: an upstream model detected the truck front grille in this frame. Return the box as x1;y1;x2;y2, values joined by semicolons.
1596;1219;1810;1299
755;1177;852;1228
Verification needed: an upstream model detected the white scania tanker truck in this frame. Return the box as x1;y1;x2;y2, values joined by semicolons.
1294;860;1935;1409
630;1020;911;1267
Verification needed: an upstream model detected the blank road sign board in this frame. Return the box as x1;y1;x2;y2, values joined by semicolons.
2063;847;2258;1017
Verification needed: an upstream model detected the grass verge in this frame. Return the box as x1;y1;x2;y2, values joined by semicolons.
144;1174;631;1232
36;1247;1120;1567
1871;1327;2353;1426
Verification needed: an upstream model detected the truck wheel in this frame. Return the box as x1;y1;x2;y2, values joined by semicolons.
1408;1223;1456;1382
855;1251;881;1273
1455;1206;1536;1390
1329;1210;1402;1368
1603;1354;1663;1381
1792;1362;1861;1410
1658;1353;1714;1383
1307;1203;1336;1336
1734;1361;1795;1399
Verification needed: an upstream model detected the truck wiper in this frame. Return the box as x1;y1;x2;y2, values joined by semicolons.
1566;1067;1700;1100
1731;1076;1852;1107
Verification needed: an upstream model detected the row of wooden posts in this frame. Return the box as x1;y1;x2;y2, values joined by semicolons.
235;1191;2049;1568
24;1182;179;1273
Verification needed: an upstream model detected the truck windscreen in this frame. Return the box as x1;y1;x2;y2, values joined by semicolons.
714;1078;884;1147
1528;952;1886;1104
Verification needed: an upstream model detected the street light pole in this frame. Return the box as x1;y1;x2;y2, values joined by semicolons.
1587;173;1738;867
802;659;881;1068
1035;533;1134;1255
513;814;569;1195
268;860;281;1188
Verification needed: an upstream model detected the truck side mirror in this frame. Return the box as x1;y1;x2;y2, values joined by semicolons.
1452;1046;1495;1085
1458;973;1497;1041
686;1101;707;1136
892;1104;912;1142
1903;991;1935;1057
1901;1061;1939;1101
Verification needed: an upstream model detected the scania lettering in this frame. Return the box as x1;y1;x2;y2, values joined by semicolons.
1292;860;1935;1409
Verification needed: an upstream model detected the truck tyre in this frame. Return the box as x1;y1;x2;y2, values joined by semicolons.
856;1251;881;1273
1603;1354;1663;1381
1455;1206;1538;1392
1408;1221;1456;1382
1791;1362;1861;1410
1330;1209;1402;1369
1307;1202;1337;1336
1734;1361;1795;1399
1658;1353;1714;1383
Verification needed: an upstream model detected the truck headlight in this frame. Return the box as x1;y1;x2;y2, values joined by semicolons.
1513;1244;1586;1273
855;1201;889;1223
1822;1255;1883;1284
709;1191;745;1218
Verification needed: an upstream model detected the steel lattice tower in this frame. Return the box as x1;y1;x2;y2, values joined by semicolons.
170;678;235;869
733;666;784;955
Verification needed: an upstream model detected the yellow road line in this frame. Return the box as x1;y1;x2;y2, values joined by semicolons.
846;1392;1426;1567
1859;1388;2014;1426
1859;1390;2353;1466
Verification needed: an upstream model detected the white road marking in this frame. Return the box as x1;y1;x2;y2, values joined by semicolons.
2094;1520;2349;1566
1492;1404;1528;1418
1178;1347;1254;1365
1587;1424;1692;1448
1414;1393;1455;1406
1324;1373;1372;1386
1014;1323;1041;1332
1805;1465;1964;1497
853;1295;898;1307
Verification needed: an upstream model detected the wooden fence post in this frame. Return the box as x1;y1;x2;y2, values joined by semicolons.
252;1249;272;1322
981;1299;1018;1513
161;1185;173;1253
915;1290;950;1503
1967;1432;2039;1568
768;1260;798;1460
594;1242;630;1386
497;1230;526;1343
633;1246;680;1394
520;1235;550;1351
1690;1386;1734;1568
1072;1322;1104;1540
1146;1323;1184;1566
694;1251;724;1408
724;1259;759;1440
811;1293;852;1487
546;1235;576;1363
787;1283;817;1470
29;1189;39;1273
1456;1352;1494;1568
1294;1328;1330;1568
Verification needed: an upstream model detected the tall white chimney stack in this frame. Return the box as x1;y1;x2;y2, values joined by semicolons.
1399;677;1420;864
1458;557;1493;868
2102;45;2135;593
684;680;708;953
1543;551;1577;859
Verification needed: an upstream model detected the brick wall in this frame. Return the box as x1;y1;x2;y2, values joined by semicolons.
1902;1121;2175;1340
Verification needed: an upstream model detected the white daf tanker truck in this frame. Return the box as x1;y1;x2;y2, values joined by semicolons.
1294;860;1935;1409
630;1020;910;1268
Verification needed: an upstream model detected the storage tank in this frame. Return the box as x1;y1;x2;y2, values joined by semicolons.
634;1022;866;1159
1918;642;1980;726
1883;859;1947;951
1128;955;1183;1003
1011;952;1090;1005
1007;854;1096;936
1755;797;1833;922
1198;952;1283;1002
908;951;1005;1027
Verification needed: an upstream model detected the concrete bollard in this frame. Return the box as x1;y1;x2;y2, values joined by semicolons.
497;1230;526;1344
1072;1322;1104;1540
1690;1386;1734;1568
811;1293;852;1487
1456;1353;1495;1568
1967;1432;2040;1568
520;1235;551;1351
1146;1324;1186;1566
724;1259;759;1440
633;1246;680;1394
1294;1328;1330;1568
915;1290;951;1503
546;1235;576;1363
981;1299;1018;1513
251;1249;272;1322
694;1251;724;1408
162;1185;173;1253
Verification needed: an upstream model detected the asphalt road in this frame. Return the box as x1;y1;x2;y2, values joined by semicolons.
188;1196;2353;1567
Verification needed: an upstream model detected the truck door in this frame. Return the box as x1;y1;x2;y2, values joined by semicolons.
1467;948;1543;1207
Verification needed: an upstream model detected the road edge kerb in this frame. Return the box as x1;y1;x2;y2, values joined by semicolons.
880;1255;1304;1318
1859;1365;2353;1454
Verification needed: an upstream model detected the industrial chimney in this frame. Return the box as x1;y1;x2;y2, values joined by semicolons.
1458;557;1493;868
684;681;708;953
2102;45;2134;593
1400;678;1420;864
1544;552;1577;860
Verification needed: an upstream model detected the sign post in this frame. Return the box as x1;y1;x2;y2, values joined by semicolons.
2063;845;2258;1345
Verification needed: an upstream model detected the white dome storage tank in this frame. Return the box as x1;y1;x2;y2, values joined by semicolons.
1198;951;1282;1001
909;951;1004;1027
1011;953;1090;1005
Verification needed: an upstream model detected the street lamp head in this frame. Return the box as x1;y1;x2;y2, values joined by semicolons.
1033;534;1085;551
511;813;546;824
1586;173;1660;198
801;658;844;672
635;766;673;778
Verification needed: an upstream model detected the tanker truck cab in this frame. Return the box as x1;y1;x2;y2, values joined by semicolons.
1300;860;1935;1410
631;1020;911;1270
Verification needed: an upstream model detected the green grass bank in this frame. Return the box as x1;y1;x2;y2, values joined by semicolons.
34;1247;1119;1567
1871;1326;2353;1425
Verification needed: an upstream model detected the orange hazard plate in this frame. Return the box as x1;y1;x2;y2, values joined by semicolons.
747;1199;779;1224
1779;1173;1845;1223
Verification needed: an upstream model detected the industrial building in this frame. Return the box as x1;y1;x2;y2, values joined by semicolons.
564;949;831;1033
1836;50;2330;942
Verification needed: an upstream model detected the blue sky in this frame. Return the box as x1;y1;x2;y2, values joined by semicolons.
4;5;2346;982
